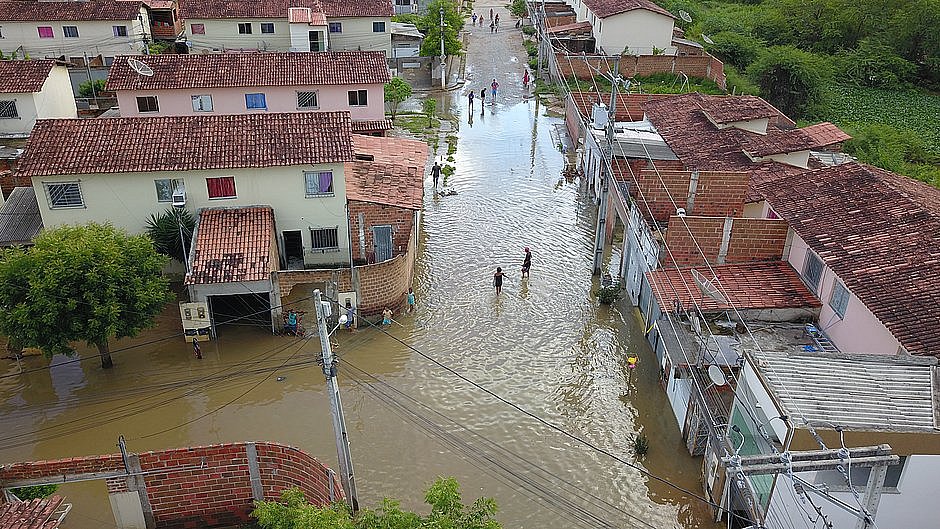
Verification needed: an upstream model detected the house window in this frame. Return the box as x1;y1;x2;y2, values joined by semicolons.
347;89;367;106
206;176;236;199
297;91;318;109
304;171;333;197
238;22;252;34
113;25;128;37
104;56;115;66
136;96;159;113
192;94;213;112
63;26;79;38
245;92;267;110
801;251;823;293
0;100;18;118
260;22;275;33
829;280;850;318
815;456;906;491
372;21;386;32
155;178;185;202
44;182;84;208
191;23;205;34
329;22;342;33
310;227;339;251
0;26;4;39
38;26;54;39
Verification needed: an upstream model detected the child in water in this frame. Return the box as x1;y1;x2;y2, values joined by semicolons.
382;307;393;325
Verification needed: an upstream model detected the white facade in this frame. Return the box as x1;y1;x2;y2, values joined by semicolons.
327;16;391;53
0;65;77;137
0;13;150;61
184;16;391;54
31;163;352;268
587;9;676;56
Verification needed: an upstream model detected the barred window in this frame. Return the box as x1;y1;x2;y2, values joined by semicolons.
297;91;318;109
0;100;18;118
44;182;84;208
310;227;339;251
802;251;824;293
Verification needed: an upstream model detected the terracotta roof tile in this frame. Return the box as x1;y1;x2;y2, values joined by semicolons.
178;0;392;19
582;0;674;19
350;119;392;133
0;0;142;21
697;95;784;125
18;112;355;177
319;0;392;17
187;206;274;285
106;51;389;91
0;495;64;529
745;123;851;158
346;134;426;209
647;261;821;312
756;162;940;356
546;21;593;35
0;59;55;93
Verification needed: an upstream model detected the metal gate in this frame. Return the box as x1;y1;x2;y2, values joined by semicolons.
373;226;393;263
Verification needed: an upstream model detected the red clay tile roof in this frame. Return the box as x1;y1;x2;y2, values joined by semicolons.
800;122;852;146
546;21;593;35
0;495;65;529
187;207;274;285
644;93;826;202
647;261;821;312
346;134;426;209
0;0;142;21
696;95;785;125
582;0;674;19
178;0;392;19
745;123;851;158
350;119;392;132
106;51;389;91
756;162;940;356
18;112;355;177
568;91;671;122
0;60;55;93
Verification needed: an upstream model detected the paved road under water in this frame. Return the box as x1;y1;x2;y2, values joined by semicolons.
0;4;719;528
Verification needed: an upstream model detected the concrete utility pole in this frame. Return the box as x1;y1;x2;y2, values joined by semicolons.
313;289;359;511
724;444;898;528
439;6;446;88
591;58;620;275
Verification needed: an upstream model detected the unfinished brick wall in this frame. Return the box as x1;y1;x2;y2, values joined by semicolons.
664;217;788;266
546;15;576;27
628;170;748;222
556;53;727;89
347;200;415;263
0;442;340;529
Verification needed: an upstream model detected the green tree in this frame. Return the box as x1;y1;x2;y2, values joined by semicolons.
147;207;196;263
252;478;501;529
706;31;764;71
833;39;916;88
384;77;413;121
78;79;106;98
419;0;464;57
423;97;437;127
0;223;172;369
747;46;829;118
507;0;527;18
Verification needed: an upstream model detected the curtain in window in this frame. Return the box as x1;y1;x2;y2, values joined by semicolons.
246;93;266;109
38;27;54;38
207;177;235;198
318;171;333;193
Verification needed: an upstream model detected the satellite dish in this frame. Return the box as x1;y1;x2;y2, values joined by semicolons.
679;10;692;23
702;33;715;45
127;57;154;76
708;365;728;386
691;268;728;304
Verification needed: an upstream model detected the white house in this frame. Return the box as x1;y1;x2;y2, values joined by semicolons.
0;0;162;65
578;0;676;55
177;0;393;55
105;51;391;133
0;60;76;137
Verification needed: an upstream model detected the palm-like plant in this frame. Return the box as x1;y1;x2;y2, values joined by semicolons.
146;208;195;263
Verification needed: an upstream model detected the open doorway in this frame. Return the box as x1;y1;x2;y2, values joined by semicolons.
283;230;304;269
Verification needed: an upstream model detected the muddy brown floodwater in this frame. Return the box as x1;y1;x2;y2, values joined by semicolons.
0;4;719;528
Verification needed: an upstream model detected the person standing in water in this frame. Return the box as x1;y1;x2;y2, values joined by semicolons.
493;267;505;295
431;161;441;187
523;69;530;89
490;79;499;102
468;89;475;110
521;247;531;278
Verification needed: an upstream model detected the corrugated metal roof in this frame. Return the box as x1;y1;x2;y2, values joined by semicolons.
752;350;940;433
0;186;42;246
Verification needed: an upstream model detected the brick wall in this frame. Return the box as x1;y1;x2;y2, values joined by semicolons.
628;170;748;222
546;14;576;27
0;442;340;529
348;200;414;263
556;53;727;89
664;217;788;266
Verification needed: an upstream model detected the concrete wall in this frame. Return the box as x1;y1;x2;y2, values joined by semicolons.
328;16;392;54
35;64;79;120
785;231;901;354
114;83;384;120
591;9;675;55
185;18;291;52
0;12;149;60
0;92;37;136
664;216;789;266
31;163;351;268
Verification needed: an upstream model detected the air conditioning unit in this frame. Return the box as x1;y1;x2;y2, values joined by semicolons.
172;189;186;208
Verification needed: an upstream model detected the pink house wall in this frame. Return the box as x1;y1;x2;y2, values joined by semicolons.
785;231;902;354
115;83;384;121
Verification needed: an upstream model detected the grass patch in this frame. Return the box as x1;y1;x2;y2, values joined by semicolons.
524;39;538;57
446;135;458;156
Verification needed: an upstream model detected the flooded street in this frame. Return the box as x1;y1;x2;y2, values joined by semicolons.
0;3;715;528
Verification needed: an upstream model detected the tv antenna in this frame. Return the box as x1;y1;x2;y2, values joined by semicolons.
690;268;728;304
127;57;154;76
679;10;692;23
702;33;715;45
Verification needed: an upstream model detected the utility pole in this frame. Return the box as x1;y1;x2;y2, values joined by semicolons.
83;52;97;107
439;6;446;88
313;289;359;511
591;57;620;275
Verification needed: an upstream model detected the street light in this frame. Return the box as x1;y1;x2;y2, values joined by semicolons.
439;6;445;88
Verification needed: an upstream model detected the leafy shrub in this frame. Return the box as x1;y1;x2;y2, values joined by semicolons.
11;484;59;500
507;0;526;18
748;45;829;119
78;79;106;98
524;40;538;57
832;39;916;89
522;25;535;36
706;31;764;70
723;65;760;95
632;434;650;458
146;208;196;263
597;283;621;304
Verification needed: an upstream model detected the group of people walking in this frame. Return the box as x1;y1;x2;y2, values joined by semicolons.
493;247;532;295
468;79;500;109
471;9;500;32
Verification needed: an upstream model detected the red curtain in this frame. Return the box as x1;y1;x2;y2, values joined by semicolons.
207;177;235;198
